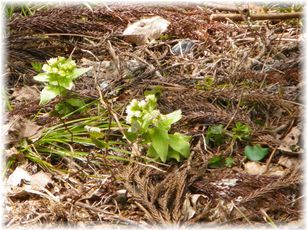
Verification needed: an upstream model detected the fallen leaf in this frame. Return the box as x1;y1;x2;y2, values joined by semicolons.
4;147;19;158
278;126;302;154
11;85;40;102
182;194;196;220
278;155;300;169
244;162;286;177
7;167;31;186
5;115;43;144
182;193;209;221
30;171;52;189
244;162;266;175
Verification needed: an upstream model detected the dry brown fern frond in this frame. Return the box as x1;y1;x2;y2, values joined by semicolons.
121;163;201;224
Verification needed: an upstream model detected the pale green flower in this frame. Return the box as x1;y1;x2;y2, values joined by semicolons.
51;67;58;74
139;99;147;108
145;94;156;102
47;57;58;66
42;64;50;72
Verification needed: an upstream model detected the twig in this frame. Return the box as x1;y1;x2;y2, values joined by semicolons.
265;147;277;173
203;3;244;13
210;12;302;21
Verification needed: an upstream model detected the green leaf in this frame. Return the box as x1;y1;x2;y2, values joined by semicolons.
65;98;86;108
162;110;182;127
55;102;72;115
31;62;43;72
232;122;251;141
130;119;142;133
90;137;107;148
168;148;181;161
206;124;226;146
124;131;137;142
70;67;92;80
149;127;169;163
244;144;269;161
208;156;224;168
34;73;49;82
225;156;235;168
147;145;159;160
40;85;62;105
169;133;190;158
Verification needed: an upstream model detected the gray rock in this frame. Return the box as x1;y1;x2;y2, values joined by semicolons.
171;40;195;55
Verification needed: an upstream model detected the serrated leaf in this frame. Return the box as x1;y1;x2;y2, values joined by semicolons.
163;110;182;126
40;85;61;105
244;144;269;161
150;127;169;163
232;122;251;141
70;67;92;80
169;132;190;158
90;137;106;148
124;131;137;142
34;73;49;82
31;62;43;72
62;80;74;90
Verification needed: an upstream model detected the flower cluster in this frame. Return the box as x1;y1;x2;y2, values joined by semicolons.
34;56;91;105
125;94;191;163
125;94;163;133
42;57;77;77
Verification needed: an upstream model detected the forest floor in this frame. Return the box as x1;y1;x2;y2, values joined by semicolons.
4;3;303;228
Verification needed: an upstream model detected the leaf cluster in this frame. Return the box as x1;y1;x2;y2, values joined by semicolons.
34;56;91;105
125;94;191;163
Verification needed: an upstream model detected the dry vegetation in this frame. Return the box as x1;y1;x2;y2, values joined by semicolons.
4;3;303;228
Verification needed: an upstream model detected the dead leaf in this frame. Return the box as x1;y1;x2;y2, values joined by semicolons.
5;115;43;144
278;126;302;154
11;85;40;102
4;147;19;158
182;194;196;220
278;155;300;169
244;162;266;175
244;162;286;177
30;171;52;189
7;166;31;186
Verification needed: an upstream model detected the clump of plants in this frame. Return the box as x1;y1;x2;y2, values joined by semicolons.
34;56;91;105
206;122;269;168
125;94;191;163
34;56;91;114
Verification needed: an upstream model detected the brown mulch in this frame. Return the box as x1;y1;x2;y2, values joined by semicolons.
5;3;303;228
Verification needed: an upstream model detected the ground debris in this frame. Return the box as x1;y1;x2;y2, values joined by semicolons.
5;3;302;227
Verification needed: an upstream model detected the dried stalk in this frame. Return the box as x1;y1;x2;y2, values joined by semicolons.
210;12;302;21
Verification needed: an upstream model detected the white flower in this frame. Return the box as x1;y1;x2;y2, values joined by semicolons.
47;57;58;66
145;94;155;102
139;99;147;108
51;67;58;74
126;114;133;124
132;111;141;117
150;110;160;119
59;70;66;76
130;99;138;107
42;64;50;72
126;104;133;115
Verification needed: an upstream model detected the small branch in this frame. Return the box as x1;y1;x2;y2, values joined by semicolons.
210;12;302;21
203;3;244;13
